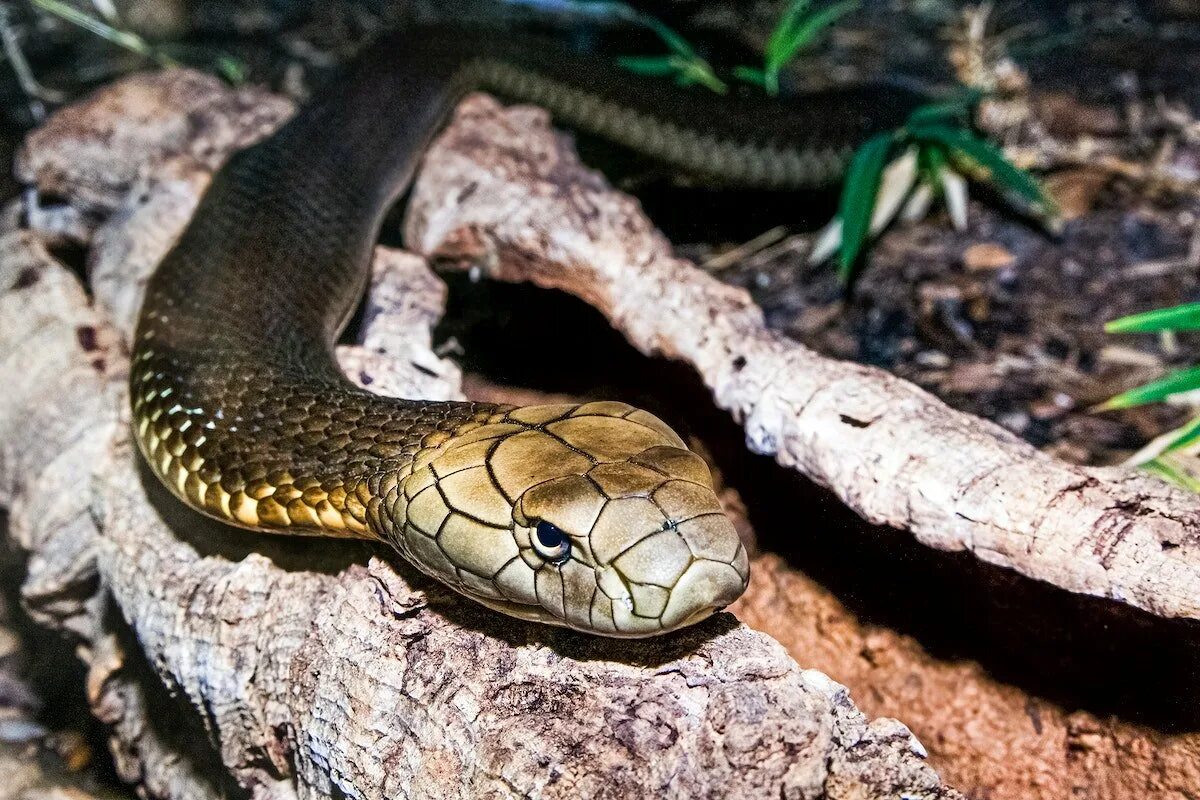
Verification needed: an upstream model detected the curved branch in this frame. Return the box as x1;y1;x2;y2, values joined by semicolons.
405;94;1200;622
1;70;955;799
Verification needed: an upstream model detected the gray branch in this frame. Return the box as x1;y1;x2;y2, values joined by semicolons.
1;70;955;799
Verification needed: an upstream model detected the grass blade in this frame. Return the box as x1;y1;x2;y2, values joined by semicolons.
676;60;727;93
838;131;896;281
732;65;768;89
618;54;727;93
1106;302;1200;334
1096;365;1200;411
917;145;969;230
1140;454;1200;492
758;0;858;94
617;55;684;76
639;16;699;58
614;10;725;93
769;0;859;72
1161;414;1200;455
910;123;1056;218
214;54;247;85
811;146;918;267
767;0;814;64
31;0;177;66
905;90;982;127
507;0;697;60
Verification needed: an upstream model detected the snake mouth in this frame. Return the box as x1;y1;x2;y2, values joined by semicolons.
460;588;726;639
464;594;647;637
677;604;723;629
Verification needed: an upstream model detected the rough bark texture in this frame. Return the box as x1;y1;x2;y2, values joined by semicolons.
0;541;122;800
1;70;956;799
405;95;1200;623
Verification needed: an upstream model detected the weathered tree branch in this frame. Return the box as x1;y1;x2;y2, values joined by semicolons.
1;71;955;799
405;95;1200;623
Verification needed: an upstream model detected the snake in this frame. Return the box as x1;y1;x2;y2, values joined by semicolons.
131;25;924;637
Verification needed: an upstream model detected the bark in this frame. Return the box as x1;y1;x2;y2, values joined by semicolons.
1;70;955;799
404;94;1200;623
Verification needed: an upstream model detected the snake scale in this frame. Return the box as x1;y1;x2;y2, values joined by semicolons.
132;25;923;637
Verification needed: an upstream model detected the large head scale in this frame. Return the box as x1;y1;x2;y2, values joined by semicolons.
394;402;749;636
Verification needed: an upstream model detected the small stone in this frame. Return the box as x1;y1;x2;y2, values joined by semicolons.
914;350;951;368
1046;167;1111;220
963;242;1017;272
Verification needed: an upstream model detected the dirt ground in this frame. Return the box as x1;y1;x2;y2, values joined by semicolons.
4;1;1200;798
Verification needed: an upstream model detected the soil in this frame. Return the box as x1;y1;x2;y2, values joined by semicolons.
705;189;1200;467
4;2;1200;800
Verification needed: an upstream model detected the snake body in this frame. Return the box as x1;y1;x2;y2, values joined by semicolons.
132;26;923;636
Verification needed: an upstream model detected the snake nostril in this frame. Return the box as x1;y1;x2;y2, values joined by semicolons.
656;560;747;630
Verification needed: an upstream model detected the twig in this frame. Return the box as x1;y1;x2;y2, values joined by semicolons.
30;0;178;67
0;5;65;121
701;226;788;272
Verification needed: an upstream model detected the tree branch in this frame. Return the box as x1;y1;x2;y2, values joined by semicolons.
2;70;954;799
405;94;1200;623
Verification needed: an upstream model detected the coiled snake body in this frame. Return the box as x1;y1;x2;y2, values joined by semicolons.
132;26;922;636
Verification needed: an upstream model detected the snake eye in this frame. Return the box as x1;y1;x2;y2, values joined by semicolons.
533;521;572;564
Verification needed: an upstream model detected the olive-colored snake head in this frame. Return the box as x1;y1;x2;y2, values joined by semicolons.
396;402;749;637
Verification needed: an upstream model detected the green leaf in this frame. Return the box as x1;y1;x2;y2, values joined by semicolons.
917;144;948;187
909;123;1056;218
615;9;725;95
766;0;815;64
616;54;685;76
918;144;969;230
617;54;726;93
32;0;178;66
732;65;768;89
677;61;728;94
215;54;247;85
756;0;859;95
1161;414;1200;455
1096;365;1200;411
640;16;699;59
905;91;983;128
565;1;698;58
1105;301;1200;334
838;131;896;282
765;70;781;97
767;0;859;74
1140;454;1200;492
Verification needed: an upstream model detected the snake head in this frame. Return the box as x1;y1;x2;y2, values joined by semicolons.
397;402;749;637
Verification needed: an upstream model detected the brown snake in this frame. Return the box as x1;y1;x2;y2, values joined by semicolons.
132;26;922;636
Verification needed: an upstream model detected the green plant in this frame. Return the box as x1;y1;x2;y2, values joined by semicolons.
1097;302;1200;486
812;94;1059;283
733;0;860;95
590;0;1057;284
525;0;728;91
30;0;246;84
612;0;858;96
31;0;176;66
616;15;727;93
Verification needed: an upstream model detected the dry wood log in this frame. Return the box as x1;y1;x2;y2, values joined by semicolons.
0;70;957;799
404;95;1200;623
